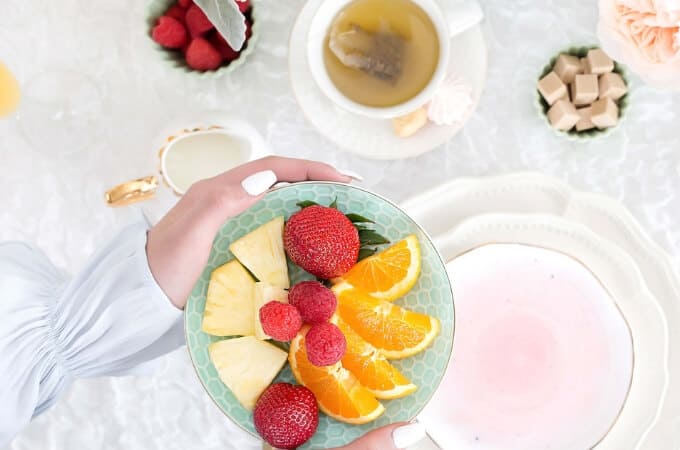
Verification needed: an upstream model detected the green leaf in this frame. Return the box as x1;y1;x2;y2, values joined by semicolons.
354;224;371;232
329;197;338;209
296;200;319;209
358;248;377;261
346;213;375;224
359;230;390;245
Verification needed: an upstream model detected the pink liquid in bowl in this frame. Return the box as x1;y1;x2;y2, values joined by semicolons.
419;244;633;450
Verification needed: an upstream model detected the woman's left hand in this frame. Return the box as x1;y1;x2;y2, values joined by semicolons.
146;156;354;309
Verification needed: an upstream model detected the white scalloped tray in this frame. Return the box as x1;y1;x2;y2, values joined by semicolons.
401;173;680;449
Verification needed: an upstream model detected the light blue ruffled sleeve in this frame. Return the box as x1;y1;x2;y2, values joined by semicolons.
0;221;184;446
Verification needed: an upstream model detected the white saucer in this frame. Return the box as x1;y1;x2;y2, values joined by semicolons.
288;0;488;160
401;173;680;449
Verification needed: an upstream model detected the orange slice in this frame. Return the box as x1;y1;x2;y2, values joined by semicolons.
335;235;421;301
334;315;417;399
289;326;385;424
333;283;440;360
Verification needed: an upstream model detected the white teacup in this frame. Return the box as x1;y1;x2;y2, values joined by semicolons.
105;119;269;207
307;0;484;119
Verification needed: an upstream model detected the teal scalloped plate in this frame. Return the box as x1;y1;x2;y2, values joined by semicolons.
185;182;455;448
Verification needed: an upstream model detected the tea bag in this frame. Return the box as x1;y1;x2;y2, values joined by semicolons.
329;22;404;81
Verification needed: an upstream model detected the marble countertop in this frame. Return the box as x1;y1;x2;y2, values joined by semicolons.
1;0;679;448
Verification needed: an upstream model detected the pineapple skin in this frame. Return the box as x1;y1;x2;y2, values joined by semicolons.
229;216;290;289
202;260;256;337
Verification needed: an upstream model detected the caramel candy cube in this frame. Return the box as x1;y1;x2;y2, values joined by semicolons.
571;74;599;106
575;106;595;131
553;54;583;84
581;57;591;74
590;97;619;128
586;48;614;75
599;72;627;101
548;99;580;131
538;72;568;106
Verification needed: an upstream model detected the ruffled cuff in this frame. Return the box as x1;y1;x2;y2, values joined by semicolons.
0;220;184;446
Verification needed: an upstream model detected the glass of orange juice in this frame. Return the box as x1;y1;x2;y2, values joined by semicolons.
0;62;21;118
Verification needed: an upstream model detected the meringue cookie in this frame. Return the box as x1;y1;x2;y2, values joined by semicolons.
427;73;473;126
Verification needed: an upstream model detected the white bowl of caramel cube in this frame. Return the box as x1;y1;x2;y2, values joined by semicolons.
537;46;629;140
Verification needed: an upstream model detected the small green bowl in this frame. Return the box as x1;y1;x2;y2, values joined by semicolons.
537;46;630;141
147;0;259;78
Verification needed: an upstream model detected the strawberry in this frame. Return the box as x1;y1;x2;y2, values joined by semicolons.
305;322;347;366
185;37;222;70
284;205;360;279
259;301;302;342
254;383;319;449
288;281;337;324
152;16;188;49
178;0;193;8
185;4;214;37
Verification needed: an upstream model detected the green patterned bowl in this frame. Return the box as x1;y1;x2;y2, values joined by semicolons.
185;182;455;449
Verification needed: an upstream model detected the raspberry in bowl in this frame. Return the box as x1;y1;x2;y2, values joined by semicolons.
147;0;258;77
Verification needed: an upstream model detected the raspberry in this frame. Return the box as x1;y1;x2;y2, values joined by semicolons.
289;281;337;324
260;301;302;342
178;0;193;8
305;322;346;366
235;0;250;13
165;4;186;22
209;31;240;61
185;38;222;71
185;4;214;37
152;16;188;49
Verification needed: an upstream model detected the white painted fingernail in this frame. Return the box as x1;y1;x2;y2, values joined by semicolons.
241;170;277;196
336;169;364;181
392;422;427;449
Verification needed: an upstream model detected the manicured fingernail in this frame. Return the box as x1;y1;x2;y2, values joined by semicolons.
242;170;277;196
392;422;427;449
336;169;364;181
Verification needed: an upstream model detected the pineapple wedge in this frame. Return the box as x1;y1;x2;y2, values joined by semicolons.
202;260;256;337
209;336;288;411
229;217;289;289
253;282;289;340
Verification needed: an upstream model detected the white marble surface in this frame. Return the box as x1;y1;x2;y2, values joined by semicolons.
1;0;679;449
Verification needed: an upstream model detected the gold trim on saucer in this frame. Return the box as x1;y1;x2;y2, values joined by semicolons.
105;176;159;207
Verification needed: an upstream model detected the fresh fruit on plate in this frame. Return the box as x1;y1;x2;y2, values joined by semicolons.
334;316;417;399
289;326;385;424
253;383;319;450
230;216;289;289
253;282;289;340
259;301;302;342
304;322;347;366
208;336;287;410
288;281;337;324
334;234;421;301
284;205;360;279
332;283;440;359
202;260;255;336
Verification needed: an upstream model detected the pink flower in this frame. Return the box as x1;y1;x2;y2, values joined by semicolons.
598;0;680;90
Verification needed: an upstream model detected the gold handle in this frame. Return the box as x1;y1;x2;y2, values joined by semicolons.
105;176;159;207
